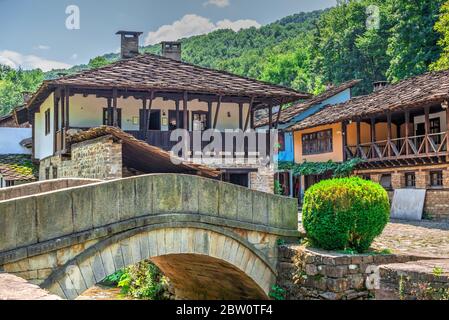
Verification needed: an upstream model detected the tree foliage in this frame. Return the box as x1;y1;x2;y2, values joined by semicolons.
431;1;449;71
2;1;449;116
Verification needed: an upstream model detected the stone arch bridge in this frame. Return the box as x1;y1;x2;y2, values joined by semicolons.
0;175;298;299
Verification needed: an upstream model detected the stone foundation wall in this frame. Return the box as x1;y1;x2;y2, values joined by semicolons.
250;167;275;194
376;259;449;300
39;135;122;181
277;245;421;300
357;165;449;220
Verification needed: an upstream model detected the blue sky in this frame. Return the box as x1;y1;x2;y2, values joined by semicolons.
0;0;336;71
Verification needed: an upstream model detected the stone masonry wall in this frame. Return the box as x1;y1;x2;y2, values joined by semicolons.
250;167;275;194
39;135;122;181
277;245;422;300
357;165;449;220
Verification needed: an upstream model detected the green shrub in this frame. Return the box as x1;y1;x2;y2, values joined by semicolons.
302;177;390;252
118;260;170;300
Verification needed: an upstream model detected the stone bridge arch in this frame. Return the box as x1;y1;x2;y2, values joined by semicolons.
41;224;275;300
0;174;299;300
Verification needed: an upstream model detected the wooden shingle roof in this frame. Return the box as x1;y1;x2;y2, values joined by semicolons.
37;53;310;103
288;70;449;131
255;80;360;127
68;126;221;178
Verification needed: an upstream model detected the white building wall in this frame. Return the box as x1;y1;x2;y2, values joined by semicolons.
414;111;448;133
34;93;55;160
0;128;32;154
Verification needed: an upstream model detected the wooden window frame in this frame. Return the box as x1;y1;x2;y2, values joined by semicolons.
44;109;51;136
302;129;333;155
278;132;286;152
405;172;416;188
191;111;210;131
430;171;443;188
103;108;122;128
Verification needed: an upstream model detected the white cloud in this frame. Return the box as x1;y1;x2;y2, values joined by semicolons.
0;50;72;71
34;44;51;50
144;14;261;45
203;0;230;8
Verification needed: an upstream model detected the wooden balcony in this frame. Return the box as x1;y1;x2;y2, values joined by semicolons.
346;132;449;168
126;130;272;159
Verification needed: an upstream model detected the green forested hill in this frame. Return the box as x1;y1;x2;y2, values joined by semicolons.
2;0;449;116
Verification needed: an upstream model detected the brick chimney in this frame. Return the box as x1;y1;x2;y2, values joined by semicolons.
373;81;388;92
161;41;182;61
116;31;143;59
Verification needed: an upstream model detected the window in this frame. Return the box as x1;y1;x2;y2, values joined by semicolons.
302;129;333;155
405;173;416;188
430;171;443;187
361;175;371;181
44;109;51;135
192;111;209;131
45;167;50;180
103;108;122;128
168;110;187;130
380;174;392;190
52;166;58;180
430;118;441;144
278;132;285;152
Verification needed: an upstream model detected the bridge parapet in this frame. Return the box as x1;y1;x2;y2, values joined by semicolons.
0;174;298;262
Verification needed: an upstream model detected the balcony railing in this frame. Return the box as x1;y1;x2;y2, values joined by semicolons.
346;132;449;162
126;130;273;159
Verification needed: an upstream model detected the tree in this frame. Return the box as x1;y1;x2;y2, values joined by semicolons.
88;56;111;69
386;0;444;82
431;1;449;71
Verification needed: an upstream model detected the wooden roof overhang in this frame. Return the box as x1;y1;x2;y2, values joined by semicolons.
24;53;311;117
287;70;449;132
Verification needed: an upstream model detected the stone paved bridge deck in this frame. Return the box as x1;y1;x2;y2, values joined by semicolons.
0;174;299;300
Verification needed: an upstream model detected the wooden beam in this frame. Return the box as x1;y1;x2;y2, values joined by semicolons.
446;103;449;157
207;101;212;129
405;111;410;155
425;106;430;154
142;96;148;139
112;88;118;127
53;89;59;154
356;119;361;157
183;91;188;131
107;98;112;126
244;97;254;131
268;105;273;130
387;112;392;157
238;103;243;130
146;91;155;139
213;95;222;129
65;87;70;129
342;121;348;161
275;105;283;129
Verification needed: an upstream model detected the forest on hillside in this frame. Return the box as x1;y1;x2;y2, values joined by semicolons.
2;0;449;116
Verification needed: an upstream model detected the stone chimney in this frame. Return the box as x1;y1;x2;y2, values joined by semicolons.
161;41;182;61
21;91;33;104
373;81;388;92
116;31;143;59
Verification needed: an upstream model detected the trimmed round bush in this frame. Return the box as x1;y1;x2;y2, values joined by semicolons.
302;177;390;253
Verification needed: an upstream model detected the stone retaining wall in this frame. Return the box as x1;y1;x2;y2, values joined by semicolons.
0;178;99;201
277;245;423;300
376;259;449;300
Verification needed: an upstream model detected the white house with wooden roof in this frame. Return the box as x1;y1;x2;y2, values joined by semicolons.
18;31;309;192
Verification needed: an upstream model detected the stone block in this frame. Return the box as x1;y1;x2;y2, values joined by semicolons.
120;239;134;267
71;186;93;233
90;253;106;283
36;191;74;242
198;177;219;216
92;181;121;227
326;278;349;293
134;176;153;217
218;182;238;220
305;264;318;276
153;174;182;213
268;196;284;229
251;192;269;225
179;175;199;213
325;265;348;278
236;186;253;223
109;243;125;271
0;201;17;252
100;247;116;277
348;274;365;290
65;263;88;295
120;178;137;220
